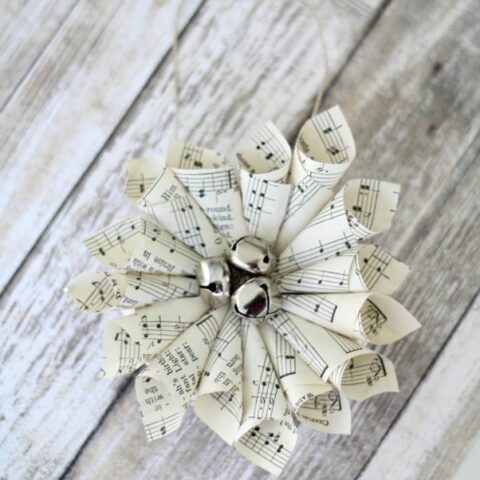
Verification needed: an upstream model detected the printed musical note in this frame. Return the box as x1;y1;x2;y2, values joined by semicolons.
125;171;157;200
143;411;183;441
278;264;350;293
341;355;387;387
208;391;242;423
274;106;356;253
301;389;342;415
174;166;248;241
275;331;296;379
267;310;329;377
359;245;392;286
203;311;241;377
84;217;201;275
195;311;243;445
113;328;141;375
345;178;400;241
169;141;227;170
128;166;228;257
260;322;352;435
236;423;295;474
241;172;291;243
120;272;198;308
330;353;399;401
281;293;338;324
135;307;227;442
359;299;388;336
237;121;291;174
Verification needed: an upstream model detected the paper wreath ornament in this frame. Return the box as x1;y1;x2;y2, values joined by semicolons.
66;106;420;475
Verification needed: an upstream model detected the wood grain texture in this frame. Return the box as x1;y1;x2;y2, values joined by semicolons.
0;0;385;478
0;0;203;293
0;0;79;109
359;292;480;480
1;0;479;478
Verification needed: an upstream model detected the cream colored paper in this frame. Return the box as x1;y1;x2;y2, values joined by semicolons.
126;162;228;257
237;122;292;243
275;179;400;276
234;320;297;475
66;270;198;312
101;296;209;378
276;106;356;252
194;310;243;444
166;141;249;241
84;217;201;276
280;292;420;344
266;309;399;400
260;323;351;434
277;244;410;295
136;306;227;440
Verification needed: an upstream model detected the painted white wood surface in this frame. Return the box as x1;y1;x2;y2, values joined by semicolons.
0;0;78;108
0;0;203;292
0;0;479;479
360;293;480;480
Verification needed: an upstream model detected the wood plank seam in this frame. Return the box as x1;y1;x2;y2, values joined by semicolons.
350;140;480;476
0;0;123;178
397;133;480;258
286;0;392;140
0;0;207;303
354;287;480;480
59;376;133;479
0;0;82;114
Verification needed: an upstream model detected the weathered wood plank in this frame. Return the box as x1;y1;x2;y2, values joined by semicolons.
61;0;480;478
0;0;79;109
0;0;203;293
359;292;480;480
0;1;385;478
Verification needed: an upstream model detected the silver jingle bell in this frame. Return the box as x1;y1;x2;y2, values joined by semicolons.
231;277;272;319
229;236;275;275
197;256;231;307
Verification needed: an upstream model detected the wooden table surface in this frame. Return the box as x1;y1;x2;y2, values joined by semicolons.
1;1;479;479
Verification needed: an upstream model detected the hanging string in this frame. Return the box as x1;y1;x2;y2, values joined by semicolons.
172;0;329;139
173;0;185;140
300;0;329;116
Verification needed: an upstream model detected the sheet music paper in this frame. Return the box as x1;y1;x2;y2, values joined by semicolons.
84;217;202;276
126;161;229;257
67;105;420;475
260;323;351;434
235;320;297;474
280;292;420;344
277;244;410;295
101;296;210;377
166;141;249;242
276;106;356;253
136;306;227;440
266;310;399;400
66;270;199;312
194;310;243;444
237;122;292;243
275;179;400;276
